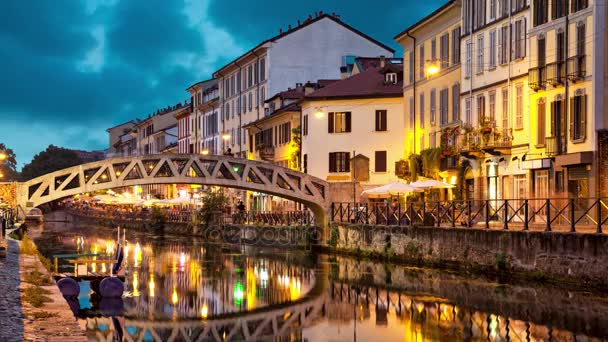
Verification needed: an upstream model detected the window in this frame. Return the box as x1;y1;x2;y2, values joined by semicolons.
375;151;387;172
409;97;415;127
490;0;496;20
571;0;588;13
440;33;449;68
515;84;523;129
419;45;425;79
225;103;230;120
408;51;414;84
420;93;425;128
498;25;508;65
476;34;484;73
259;58;266;82
260;87;265;105
557;30;565;63
430;89;436;124
474;0;486;29
465;97;472;123
248;65;253;88
512;18;526;60
570;91;587;141
237;97;241;115
431;38;437;61
248;93;252;111
303;115;309;136
465;39;472;78
502;87;509;129
576;23;585;56
489;30;497;69
231;100;235;118
452;27;461;65
489;91;496;121
328;112;351;133
375;110;387;131
552;0;568;19
237;70;241;92
537;98;546;145
386;73;398;84
452;84;460;122
538;35;546;68
477;95;486;122
430;132;437;148
534;0;549;26
254;61;259;85
277;122;291;145
242;95;246;114
499;0;509;17
463;0;472;34
513;0;526;12
329;152;350;173
440;89;449;125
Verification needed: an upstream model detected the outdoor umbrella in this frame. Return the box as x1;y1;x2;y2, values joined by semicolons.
361;182;421;198
411;179;456;189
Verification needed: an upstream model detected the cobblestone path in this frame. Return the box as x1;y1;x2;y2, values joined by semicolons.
0;240;24;342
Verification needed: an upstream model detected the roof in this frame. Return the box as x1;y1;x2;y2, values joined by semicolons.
393;0;457;40
185;78;217;92
214;13;394;76
244;102;301;129
265;88;305;103
304;66;403;100
106;120;137;132
354;57;403;72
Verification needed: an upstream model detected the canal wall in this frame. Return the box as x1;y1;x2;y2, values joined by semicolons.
326;224;608;289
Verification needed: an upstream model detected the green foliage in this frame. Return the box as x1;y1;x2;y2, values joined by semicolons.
27;311;59;320
24;270;53;286
408;154;422;181
0;143;20;181
22;286;52;308
20;234;38;255
21;145;83;181
290;125;301;170
420;147;442;178
328;226;339;247
200;189;228;226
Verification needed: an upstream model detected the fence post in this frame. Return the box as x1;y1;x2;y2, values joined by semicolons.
385;204;389;226
451;203;456;228
365;203;369;225
523;200;529;231
569;198;576;233
331;203;335;223
596;199;602;234
485;200;490;229
398;203;402;227
545;198;551;232
503;199;509;230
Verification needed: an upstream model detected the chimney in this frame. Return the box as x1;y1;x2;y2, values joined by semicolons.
340;66;348;79
319;10;323;16
297;19;301;26
288;24;292;30
304;81;315;95
279;28;283;34
380;55;386;68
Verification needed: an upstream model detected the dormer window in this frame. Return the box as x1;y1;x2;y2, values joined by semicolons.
385;73;398;84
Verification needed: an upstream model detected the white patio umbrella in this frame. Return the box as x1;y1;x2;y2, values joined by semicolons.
411;179;456;189
361;182;421;198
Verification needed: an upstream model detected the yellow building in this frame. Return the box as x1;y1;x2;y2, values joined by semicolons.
395;0;462;190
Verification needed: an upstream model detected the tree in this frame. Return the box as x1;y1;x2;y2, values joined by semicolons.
0;143;19;181
21;145;84;181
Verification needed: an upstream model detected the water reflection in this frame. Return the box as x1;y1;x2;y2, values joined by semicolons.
36;218;608;341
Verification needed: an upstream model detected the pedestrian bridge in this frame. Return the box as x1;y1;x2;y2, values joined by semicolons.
16;154;330;227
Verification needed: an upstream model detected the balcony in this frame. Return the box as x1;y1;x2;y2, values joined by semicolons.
256;145;275;162
546;62;565;86
545;136;566;157
457;127;512;158
528;67;546;91
567;55;586;82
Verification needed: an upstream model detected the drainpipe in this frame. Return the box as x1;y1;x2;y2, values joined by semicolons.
564;13;569;156
406;31;417;156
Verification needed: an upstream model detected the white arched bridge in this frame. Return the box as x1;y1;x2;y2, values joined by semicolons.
16;154;330;227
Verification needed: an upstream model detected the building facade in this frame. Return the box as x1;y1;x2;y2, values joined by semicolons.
106;120;138;158
184;79;220;155
213;12;395;159
396;0;463;194
300;61;405;195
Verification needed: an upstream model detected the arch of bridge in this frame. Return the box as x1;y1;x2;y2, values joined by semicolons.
16;154;330;227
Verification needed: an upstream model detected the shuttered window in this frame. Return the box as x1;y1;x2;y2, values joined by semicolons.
303;115;309;136
537;98;546;145
375;151;387;172
440;89;449;125
452;84;460;122
328;112;351;133
440;33;449;68
375;110;387;131
452;27;461;65
329;152;350;173
570;94;587;141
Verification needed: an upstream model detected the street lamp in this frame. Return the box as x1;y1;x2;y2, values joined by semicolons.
314;108;325;119
201;149;209;155
222;134;231;141
426;61;440;76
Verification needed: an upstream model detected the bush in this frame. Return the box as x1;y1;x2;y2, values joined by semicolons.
23;286;52;308
20;234;38;255
24;270;53;286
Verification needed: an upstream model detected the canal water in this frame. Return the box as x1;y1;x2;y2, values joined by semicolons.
34;214;608;341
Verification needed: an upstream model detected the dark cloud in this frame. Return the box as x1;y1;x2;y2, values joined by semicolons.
0;0;445;166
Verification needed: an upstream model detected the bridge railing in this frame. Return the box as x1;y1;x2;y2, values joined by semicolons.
331;198;608;233
228;210;316;226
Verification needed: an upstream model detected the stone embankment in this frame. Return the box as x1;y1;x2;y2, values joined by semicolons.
327;224;608;290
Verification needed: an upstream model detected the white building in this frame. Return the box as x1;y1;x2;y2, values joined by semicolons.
212;12;395;158
184;79;220;155
301;61;405;191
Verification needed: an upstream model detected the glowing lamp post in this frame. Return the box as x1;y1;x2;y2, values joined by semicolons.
426;62;440;77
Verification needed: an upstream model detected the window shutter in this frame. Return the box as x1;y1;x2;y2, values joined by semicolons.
329;153;335;172
522;18;527;57
510;23;514;61
569;98;575;141
497;27;502;64
328;112;334;133
550;101;555;136
375;151;387;172
345;153;351;172
382;110;387;131
345;112;352;132
581;95;587;139
375;111;380;131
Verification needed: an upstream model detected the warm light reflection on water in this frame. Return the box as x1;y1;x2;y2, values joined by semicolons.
36;220;608;342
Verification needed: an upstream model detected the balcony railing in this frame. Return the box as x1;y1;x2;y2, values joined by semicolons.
545;135;566;157
528;66;546;91
257;145;275;162
546;62;565;86
457;129;512;157
567;55;586;82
